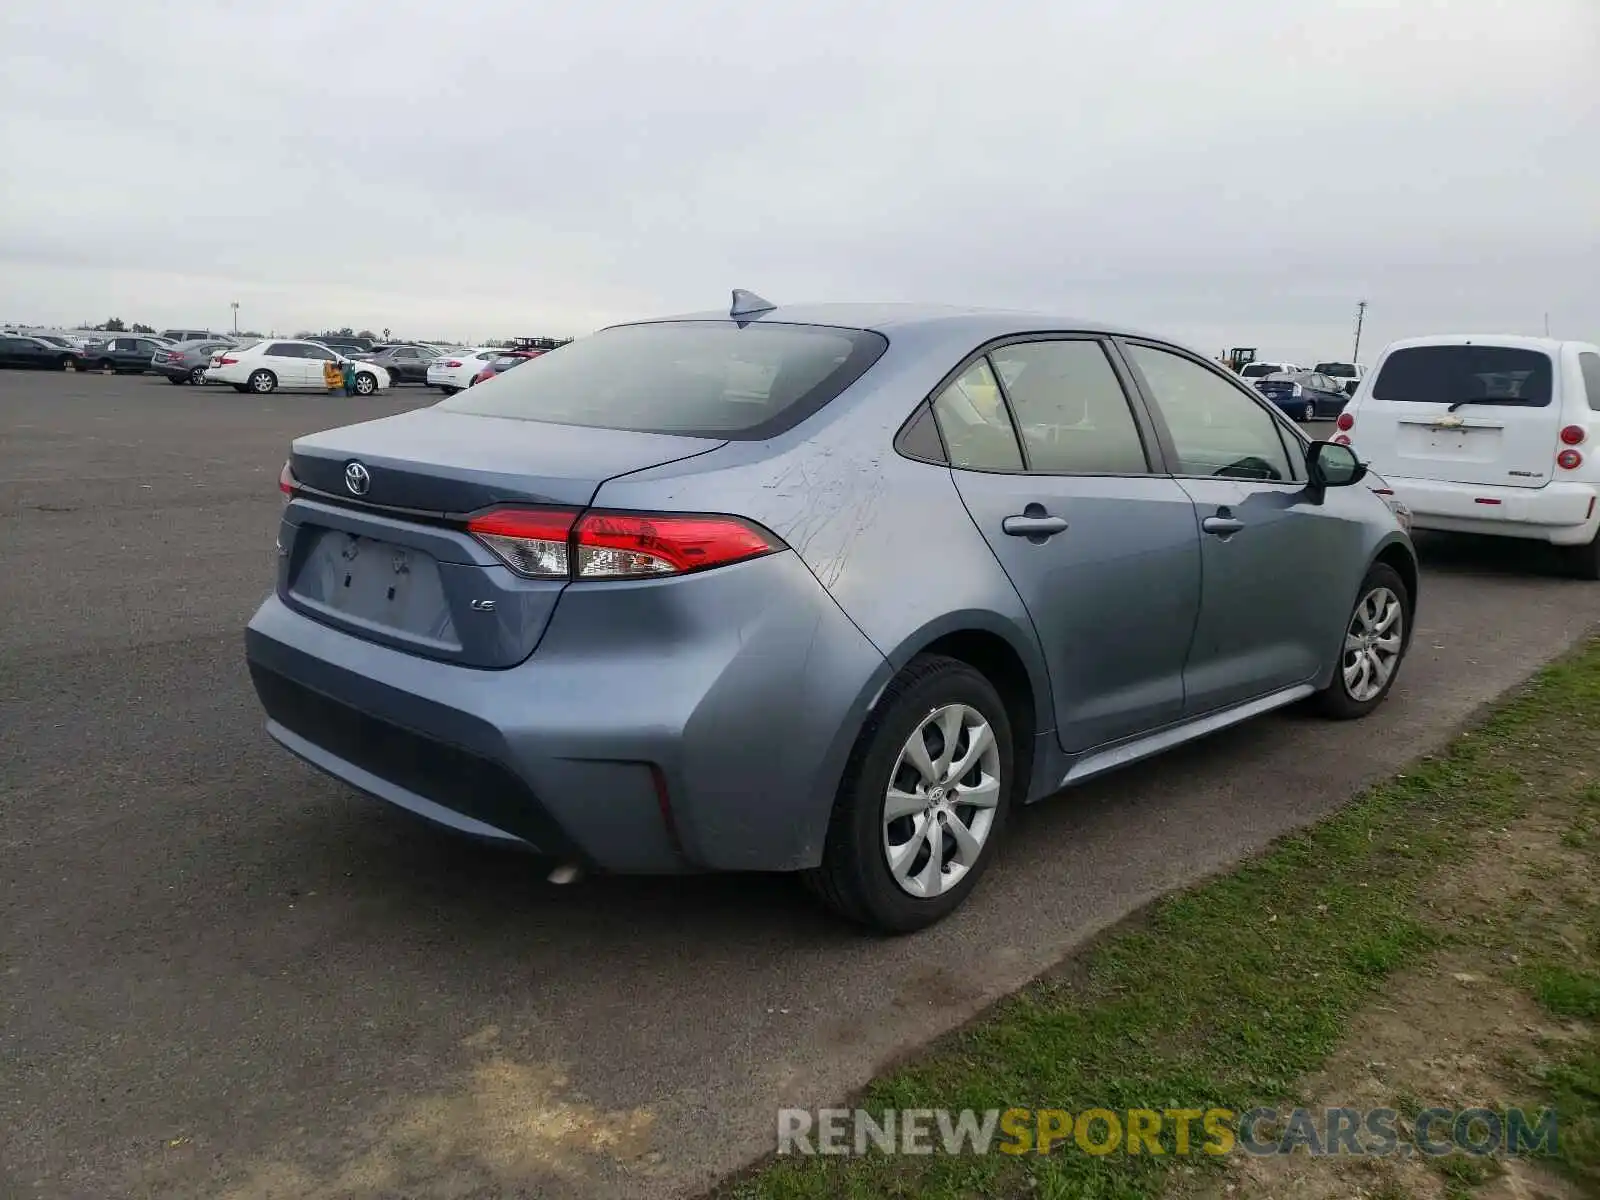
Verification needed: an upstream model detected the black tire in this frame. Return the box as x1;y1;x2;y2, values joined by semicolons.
1314;562;1410;719
98;358;115;373
804;655;1015;933
231;384;249;393
1561;532;1600;581
189;366;208;386
248;369;276;394
166;374;186;385
1303;401;1317;422
439;385;457;396
353;372;377;396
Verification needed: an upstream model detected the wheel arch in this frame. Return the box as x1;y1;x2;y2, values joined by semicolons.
874;611;1054;805
1371;534;1419;630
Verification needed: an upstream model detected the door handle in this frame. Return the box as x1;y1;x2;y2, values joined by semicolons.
1002;514;1069;538
1201;515;1244;537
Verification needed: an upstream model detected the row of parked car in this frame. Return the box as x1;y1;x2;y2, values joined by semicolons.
1232;359;1367;423
0;327;572;395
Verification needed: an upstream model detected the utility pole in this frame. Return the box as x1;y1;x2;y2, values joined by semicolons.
1352;300;1367;363
1544;312;1551;337
231;301;239;334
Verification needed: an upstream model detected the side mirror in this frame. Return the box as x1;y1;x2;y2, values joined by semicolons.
1305;440;1367;502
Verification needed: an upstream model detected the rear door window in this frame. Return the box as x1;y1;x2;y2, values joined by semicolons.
439;320;889;439
930;358;1024;471
987;339;1149;473
1371;346;1553;408
266;343;302;358
1579;352;1600;411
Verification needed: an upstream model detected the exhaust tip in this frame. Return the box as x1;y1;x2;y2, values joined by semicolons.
547;863;583;886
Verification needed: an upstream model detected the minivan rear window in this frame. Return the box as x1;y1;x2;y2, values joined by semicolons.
438;320;890;439
1371;346;1553;408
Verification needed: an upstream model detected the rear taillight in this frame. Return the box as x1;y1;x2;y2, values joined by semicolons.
442;360;462;368
1557;448;1583;471
219;355;238;366
467;509;783;581
1560;425;1586;446
1332;434;1352;445
1335;412;1354;431
279;461;297;498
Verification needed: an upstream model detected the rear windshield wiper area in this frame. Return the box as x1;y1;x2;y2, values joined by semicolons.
1444;397;1525;412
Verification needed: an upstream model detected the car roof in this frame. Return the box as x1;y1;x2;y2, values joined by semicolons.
1379;334;1596;354
618;302;1174;343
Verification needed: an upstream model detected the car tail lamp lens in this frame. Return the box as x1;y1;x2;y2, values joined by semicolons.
467;509;783;580
1332;434;1352;445
574;513;778;578
468;509;577;578
1560;425;1586;446
219;355;238;366
279;461;297;498
1557;448;1583;471
442;360;462;368
1335;412;1355;431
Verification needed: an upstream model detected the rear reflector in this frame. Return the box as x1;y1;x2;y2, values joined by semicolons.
1332;434;1352;446
467;508;783;581
1557;448;1583;471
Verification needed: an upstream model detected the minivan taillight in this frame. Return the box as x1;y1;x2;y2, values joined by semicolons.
279;461;297;498
1560;425;1586;446
1336;412;1354;431
467;509;783;581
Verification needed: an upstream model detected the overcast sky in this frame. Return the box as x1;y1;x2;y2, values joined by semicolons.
2;0;1596;361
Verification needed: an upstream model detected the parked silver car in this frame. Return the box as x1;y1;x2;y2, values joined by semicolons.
152;338;240;385
246;296;1417;932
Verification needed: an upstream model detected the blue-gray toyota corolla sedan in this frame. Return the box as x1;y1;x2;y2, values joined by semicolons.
246;294;1417;932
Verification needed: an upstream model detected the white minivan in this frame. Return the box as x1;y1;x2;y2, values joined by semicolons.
1334;335;1600;577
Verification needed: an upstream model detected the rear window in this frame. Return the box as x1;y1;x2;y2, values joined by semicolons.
1371;345;1553;408
1315;362;1357;377
1240;363;1278;378
439;320;890;438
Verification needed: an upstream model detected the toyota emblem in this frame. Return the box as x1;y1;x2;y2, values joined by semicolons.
344;461;371;496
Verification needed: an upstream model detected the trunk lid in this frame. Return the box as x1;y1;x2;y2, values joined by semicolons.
280;409;725;667
1350;342;1560;489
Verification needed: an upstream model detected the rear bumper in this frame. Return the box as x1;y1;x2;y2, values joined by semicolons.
244;551;891;874
1387;477;1600;544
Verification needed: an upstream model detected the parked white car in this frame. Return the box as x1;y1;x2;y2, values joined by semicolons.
426;347;508;393
1313;360;1367;396
1237;360;1303;387
1335;335;1600;577
205;339;391;395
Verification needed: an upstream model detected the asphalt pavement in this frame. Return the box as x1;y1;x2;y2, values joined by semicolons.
4;371;1598;1200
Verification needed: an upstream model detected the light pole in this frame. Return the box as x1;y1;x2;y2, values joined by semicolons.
230;301;239;334
1352;300;1367;363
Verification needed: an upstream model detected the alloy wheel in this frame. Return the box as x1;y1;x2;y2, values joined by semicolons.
189;366;207;385
1342;585;1403;702
882;704;1001;898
